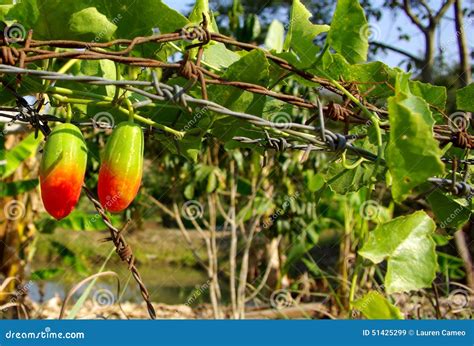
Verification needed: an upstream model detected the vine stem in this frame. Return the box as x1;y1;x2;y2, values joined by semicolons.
47;86;184;138
314;67;383;177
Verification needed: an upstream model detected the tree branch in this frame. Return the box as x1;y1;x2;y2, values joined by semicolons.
434;0;456;24
403;0;426;31
371;41;423;64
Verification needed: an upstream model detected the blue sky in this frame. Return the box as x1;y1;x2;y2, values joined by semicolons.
163;0;473;70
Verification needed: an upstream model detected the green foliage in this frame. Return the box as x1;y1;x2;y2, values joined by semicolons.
6;0;188;40
456;83;474;112
427;189;471;230
283;0;329;67
0;179;38;197
353;291;403;319
2;132;43;179
264;20;285;52
386;75;445;202
328;0;368;64
359;211;437;294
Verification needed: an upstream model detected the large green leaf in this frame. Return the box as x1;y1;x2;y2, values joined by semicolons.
2;132;43;179
359;211;437;294
352;291;403;319
283;0;329;67
456;83;474;112
265;20;285;53
208;48;269;110
409;80;447;121
68;7;117;41
202;43;240;70
386;75;444;202
328;0;368;64
427;189;471;230
7;0;188;40
348;62;398;99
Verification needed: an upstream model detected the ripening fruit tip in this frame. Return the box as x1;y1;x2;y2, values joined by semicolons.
39;123;88;220
98;121;144;212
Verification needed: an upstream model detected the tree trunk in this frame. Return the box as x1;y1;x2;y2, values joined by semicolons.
421;29;436;83
454;0;472;86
